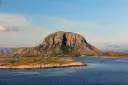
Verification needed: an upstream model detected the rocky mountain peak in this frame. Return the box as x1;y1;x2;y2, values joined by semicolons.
13;31;103;57
42;31;87;46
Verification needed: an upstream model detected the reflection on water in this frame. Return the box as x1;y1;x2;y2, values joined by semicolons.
115;58;128;63
15;72;40;75
1;57;128;85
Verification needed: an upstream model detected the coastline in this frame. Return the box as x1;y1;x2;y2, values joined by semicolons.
0;62;87;69
104;56;128;59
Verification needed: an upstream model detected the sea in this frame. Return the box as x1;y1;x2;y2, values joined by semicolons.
1;57;128;85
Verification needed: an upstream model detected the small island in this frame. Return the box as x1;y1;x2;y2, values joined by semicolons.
0;31;101;69
0;56;87;69
1;31;128;69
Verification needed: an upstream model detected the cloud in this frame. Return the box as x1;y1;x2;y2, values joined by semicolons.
42;16;102;31
0;26;6;31
0;26;19;32
0;13;102;33
0;13;30;32
0;13;128;47
0;13;56;47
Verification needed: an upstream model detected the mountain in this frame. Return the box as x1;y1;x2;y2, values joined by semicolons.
0;47;26;54
95;43;128;52
12;31;103;57
0;48;13;54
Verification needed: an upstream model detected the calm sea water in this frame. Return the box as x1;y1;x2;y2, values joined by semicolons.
1;57;128;85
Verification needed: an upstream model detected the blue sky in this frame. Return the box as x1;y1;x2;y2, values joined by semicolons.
0;0;128;47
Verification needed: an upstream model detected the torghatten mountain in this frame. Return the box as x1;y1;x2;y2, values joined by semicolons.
12;31;103;57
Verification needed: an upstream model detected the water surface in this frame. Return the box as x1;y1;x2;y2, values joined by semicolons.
0;57;128;85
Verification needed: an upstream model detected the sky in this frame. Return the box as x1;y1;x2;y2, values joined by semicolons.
0;0;128;47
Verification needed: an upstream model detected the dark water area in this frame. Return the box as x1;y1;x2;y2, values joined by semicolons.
1;57;128;85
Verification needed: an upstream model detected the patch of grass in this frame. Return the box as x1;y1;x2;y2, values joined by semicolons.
6;57;73;66
61;45;74;54
8;60;17;64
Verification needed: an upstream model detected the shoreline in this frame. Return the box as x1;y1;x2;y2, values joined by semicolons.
104;56;128;59
0;62;87;69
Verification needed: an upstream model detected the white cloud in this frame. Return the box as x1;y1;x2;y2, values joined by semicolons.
0;13;56;47
0;26;6;31
0;13;128;47
0;13;29;27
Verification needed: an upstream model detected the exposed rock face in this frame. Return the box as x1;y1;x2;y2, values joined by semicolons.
13;31;103;57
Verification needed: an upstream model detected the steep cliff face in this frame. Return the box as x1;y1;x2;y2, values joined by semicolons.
13;31;103;57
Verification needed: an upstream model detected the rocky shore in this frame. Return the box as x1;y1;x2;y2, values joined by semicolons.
0;62;87;69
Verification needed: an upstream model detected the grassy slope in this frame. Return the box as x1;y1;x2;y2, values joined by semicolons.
0;57;76;66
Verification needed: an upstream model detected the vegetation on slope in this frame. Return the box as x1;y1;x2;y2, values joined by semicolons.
0;57;76;66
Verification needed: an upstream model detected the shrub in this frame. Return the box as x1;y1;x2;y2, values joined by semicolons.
8;60;17;64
